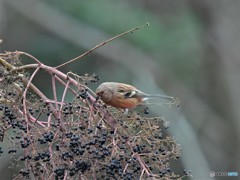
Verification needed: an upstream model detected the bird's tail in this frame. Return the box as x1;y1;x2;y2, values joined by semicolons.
143;93;180;107
144;94;174;100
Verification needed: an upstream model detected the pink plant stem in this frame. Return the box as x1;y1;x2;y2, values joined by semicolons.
52;74;59;112
51;75;63;126
17;109;45;127
45;100;65;105
17;51;42;64
60;80;70;111
17;63;117;128
127;141;151;177
22;66;41;122
55;76;76;95
47;113;52;128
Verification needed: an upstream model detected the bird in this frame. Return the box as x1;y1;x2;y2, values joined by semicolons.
95;82;178;110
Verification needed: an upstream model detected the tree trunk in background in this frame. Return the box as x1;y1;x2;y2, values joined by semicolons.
189;0;240;170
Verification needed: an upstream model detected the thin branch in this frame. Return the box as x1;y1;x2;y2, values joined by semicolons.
17;51;42;64
22;66;41;121
60;80;70;111
55;23;149;69
52;74;59;111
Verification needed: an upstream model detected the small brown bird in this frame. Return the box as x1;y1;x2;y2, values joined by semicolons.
96;82;177;110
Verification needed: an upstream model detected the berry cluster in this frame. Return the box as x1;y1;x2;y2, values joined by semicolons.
0;52;191;179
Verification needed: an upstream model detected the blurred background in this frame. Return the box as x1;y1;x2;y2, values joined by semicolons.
1;0;240;179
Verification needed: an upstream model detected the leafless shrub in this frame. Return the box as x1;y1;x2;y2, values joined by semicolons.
0;24;190;179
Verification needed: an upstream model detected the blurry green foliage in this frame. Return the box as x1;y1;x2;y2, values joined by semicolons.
46;0;204;87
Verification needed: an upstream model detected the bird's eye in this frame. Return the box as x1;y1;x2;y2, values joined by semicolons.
124;92;132;97
123;91;136;98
